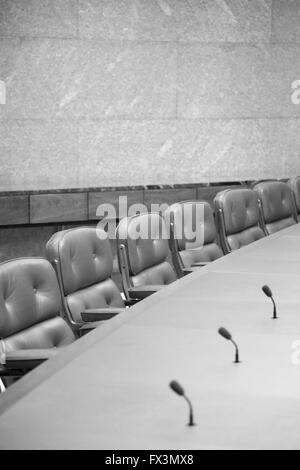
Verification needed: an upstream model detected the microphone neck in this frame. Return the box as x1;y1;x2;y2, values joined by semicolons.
230;339;240;363
271;296;277;319
183;395;195;426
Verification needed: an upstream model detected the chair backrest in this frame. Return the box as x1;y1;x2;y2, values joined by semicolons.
164;201;223;270
46;227;124;327
0;258;75;356
116;213;177;296
288;176;300;222
214;188;265;253
253;181;297;235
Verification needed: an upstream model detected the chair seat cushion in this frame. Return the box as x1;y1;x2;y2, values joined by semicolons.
1;316;75;356
180;243;223;268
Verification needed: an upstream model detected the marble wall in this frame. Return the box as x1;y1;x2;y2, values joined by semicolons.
0;0;299;190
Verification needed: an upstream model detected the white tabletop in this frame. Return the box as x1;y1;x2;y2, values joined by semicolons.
1;225;300;449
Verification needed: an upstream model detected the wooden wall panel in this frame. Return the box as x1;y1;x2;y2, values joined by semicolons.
89;190;144;220
0;195;29;225
0;226;58;262
144;188;197;211
30;193;88;224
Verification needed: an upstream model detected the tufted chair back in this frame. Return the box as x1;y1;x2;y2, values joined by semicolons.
116;213;177;295
288;177;300;222
253;181;297;235
164;201;223;270
0;258;75;358
46;227;124;327
214;188;265;253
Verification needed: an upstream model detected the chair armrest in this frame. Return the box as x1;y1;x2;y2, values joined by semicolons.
182;268;193;275
182;263;211;275
0;364;24;377
1;349;58;371
78;322;103;336
124;298;140;306
191;261;211;267
81;308;125;323
128;285;165;300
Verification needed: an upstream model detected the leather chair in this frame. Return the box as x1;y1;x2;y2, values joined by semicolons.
164;201;223;276
0;258;76;385
288;177;300;222
116;213;178;301
253;180;298;235
46;227;126;331
214;188;265;253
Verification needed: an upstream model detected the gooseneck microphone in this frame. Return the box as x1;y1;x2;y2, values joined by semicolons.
262;285;278;319
218;327;241;364
169;380;195;426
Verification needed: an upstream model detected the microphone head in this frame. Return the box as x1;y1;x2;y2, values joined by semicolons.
218;327;232;341
169;380;185;397
262;285;273;298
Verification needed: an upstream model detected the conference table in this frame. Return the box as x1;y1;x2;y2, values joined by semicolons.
1;225;300;449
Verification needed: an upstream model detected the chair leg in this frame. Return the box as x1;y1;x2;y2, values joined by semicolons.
0;378;6;393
